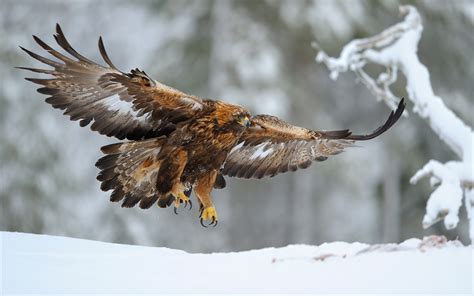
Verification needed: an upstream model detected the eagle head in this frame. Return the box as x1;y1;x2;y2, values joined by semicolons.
214;101;251;129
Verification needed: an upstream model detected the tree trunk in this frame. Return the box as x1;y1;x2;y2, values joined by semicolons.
382;148;401;243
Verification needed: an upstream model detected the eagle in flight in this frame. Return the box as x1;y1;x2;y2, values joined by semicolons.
20;24;405;227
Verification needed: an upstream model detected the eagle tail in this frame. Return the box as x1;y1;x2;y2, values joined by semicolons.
95;138;170;209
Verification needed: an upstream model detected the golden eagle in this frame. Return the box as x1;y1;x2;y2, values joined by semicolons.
19;25;405;227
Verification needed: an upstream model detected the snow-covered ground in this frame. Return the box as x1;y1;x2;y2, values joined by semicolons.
1;232;472;294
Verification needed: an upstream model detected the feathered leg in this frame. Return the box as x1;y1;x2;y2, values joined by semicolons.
195;170;218;227
156;149;189;209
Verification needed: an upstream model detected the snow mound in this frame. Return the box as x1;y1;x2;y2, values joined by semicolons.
1;232;472;294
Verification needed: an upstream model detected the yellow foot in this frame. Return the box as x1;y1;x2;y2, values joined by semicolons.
173;192;192;214
200;206;218;227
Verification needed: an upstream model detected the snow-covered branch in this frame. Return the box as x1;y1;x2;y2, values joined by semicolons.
314;5;474;242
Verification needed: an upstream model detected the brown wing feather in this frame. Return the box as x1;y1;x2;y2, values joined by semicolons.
223;99;405;179
19;24;205;140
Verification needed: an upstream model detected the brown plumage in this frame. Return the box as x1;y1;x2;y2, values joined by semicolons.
19;24;405;227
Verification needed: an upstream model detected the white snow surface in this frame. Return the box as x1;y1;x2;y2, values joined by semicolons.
1;232;472;294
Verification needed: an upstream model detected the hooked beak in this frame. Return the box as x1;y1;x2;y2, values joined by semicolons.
238;116;251;127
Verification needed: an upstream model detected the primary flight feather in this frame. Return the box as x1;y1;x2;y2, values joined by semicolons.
19;24;405;227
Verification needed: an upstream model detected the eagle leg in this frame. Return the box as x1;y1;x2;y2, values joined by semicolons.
195;170;219;227
156;149;192;213
200;206;218;227
173;191;192;214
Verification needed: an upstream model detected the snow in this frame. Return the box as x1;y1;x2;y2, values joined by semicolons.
314;5;474;242
410;160;464;229
1;232;472;294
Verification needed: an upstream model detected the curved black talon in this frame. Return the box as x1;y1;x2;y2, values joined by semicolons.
210;217;217;227
200;218;208;228
174;207;178;215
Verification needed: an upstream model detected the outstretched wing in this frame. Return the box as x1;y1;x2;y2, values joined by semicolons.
19;24;204;140
222;99;405;179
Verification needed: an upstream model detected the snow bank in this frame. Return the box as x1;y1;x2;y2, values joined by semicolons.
1;232;472;294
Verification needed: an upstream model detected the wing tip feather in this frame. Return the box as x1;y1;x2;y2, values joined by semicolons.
347;97;405;141
98;36;119;71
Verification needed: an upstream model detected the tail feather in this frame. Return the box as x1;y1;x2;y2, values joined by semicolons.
96;138;167;209
110;187;125;202
213;173;226;189
139;195;160;209
157;194;175;208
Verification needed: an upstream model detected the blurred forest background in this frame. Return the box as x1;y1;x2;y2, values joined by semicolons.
1;0;472;252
